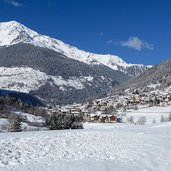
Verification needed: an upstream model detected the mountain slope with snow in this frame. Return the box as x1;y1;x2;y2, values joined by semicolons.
0;67;94;92
112;58;171;96
0;42;130;104
0;21;147;77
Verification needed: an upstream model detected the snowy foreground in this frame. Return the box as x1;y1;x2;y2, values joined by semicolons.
0;121;171;171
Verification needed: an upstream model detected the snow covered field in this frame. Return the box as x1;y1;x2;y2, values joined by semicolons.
0;121;171;171
127;105;171;124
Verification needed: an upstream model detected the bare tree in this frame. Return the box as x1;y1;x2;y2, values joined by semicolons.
138;116;147;125
160;115;165;122
129;116;134;124
152;118;156;124
86;97;94;108
168;113;171;121
134;105;138;110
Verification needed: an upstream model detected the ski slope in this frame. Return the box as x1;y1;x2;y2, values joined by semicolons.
0;122;171;171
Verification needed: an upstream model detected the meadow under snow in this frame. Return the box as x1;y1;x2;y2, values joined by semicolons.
0;106;171;171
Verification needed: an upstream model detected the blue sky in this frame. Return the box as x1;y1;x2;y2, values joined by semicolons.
0;0;171;65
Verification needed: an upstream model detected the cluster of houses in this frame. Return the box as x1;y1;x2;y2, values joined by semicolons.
44;92;171;124
86;114;121;123
126;94;170;107
46;105;83;116
45;104;119;123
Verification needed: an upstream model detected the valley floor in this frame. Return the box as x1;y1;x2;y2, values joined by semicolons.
0;120;171;171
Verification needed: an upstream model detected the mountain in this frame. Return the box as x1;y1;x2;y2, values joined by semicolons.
111;58;171;96
0;43;130;104
0;21;148;104
0;21;147;77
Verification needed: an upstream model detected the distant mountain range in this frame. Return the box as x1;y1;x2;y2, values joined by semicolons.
0;21;148;104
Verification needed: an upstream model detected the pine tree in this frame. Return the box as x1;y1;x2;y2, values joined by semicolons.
46;113;83;130
8;115;22;132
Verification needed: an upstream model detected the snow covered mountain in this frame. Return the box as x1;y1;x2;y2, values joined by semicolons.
0;21;147;77
0;21;148;104
0;42;129;104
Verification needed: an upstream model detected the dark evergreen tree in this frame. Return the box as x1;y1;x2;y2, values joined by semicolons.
8;115;22;132
46;113;83;130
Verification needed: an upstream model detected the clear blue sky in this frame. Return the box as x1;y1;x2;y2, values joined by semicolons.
0;0;171;65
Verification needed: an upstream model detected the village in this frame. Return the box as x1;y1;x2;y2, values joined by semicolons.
44;91;171;124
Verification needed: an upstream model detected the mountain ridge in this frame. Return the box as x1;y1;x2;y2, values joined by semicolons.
0;21;147;77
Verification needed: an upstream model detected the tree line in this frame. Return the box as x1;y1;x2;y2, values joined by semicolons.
0;95;83;132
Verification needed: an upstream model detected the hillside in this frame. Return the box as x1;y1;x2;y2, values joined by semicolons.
111;58;171;95
0;89;44;107
0;43;129;104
